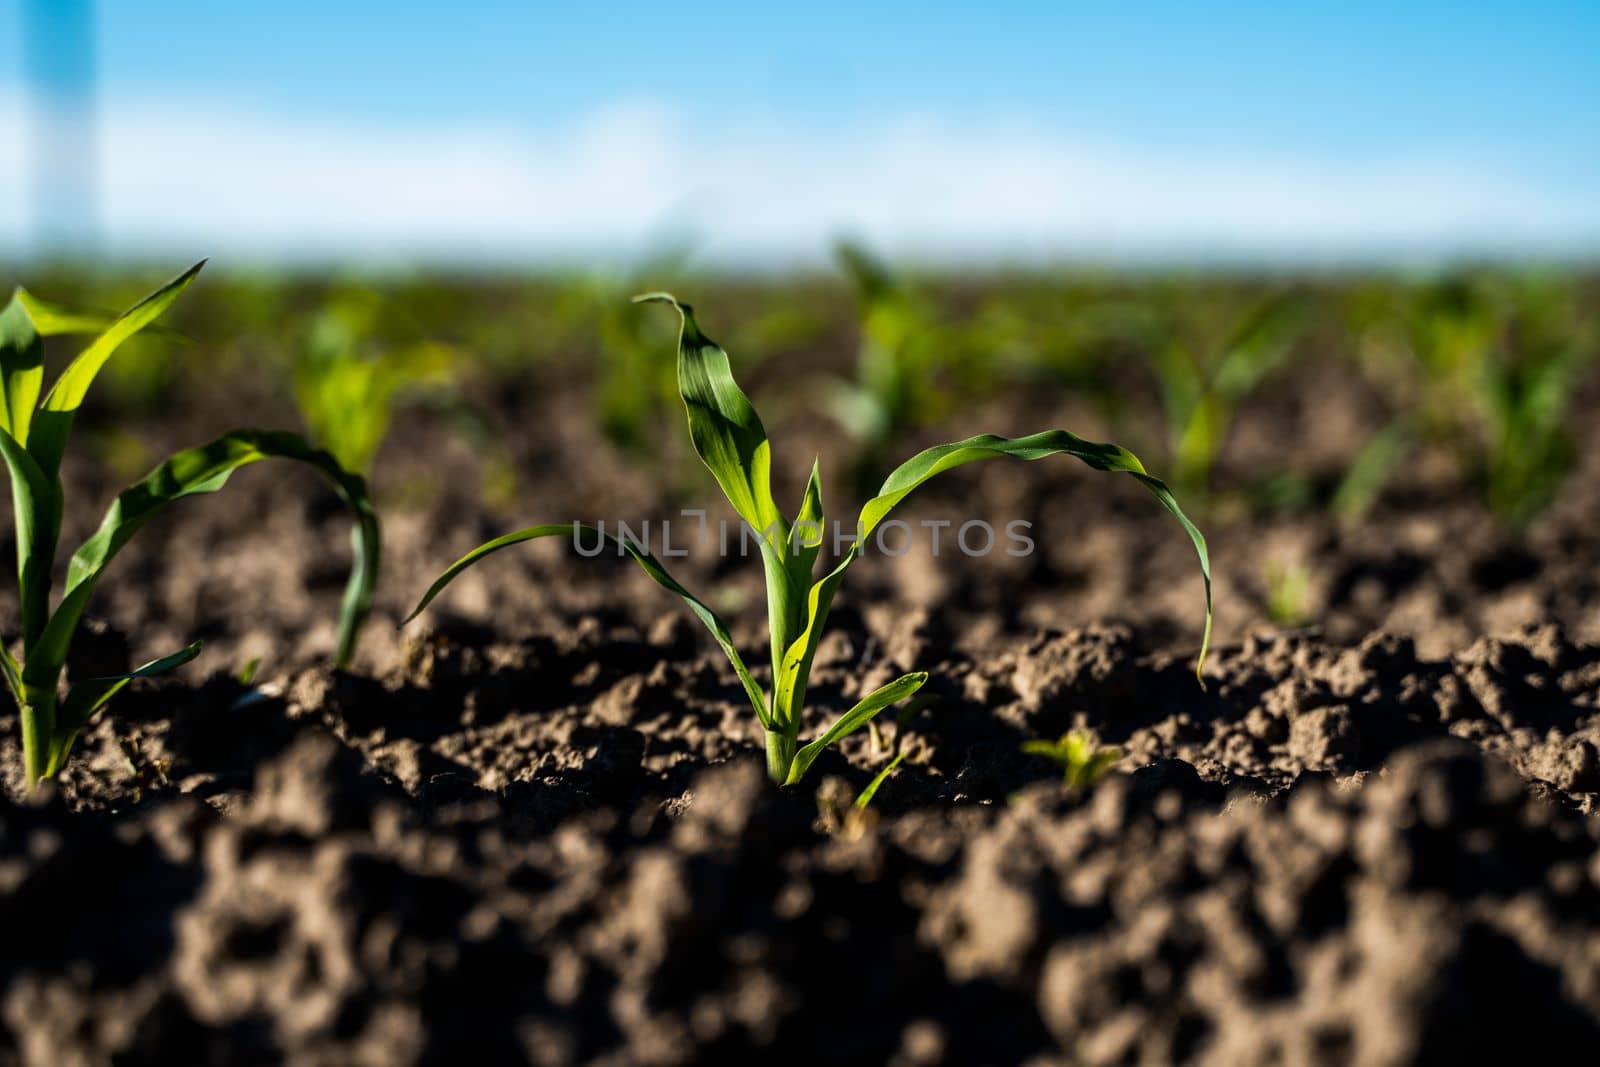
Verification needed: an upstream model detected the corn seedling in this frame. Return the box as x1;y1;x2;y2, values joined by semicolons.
1148;289;1305;499
1022;730;1123;790
1345;275;1594;526
293;289;458;477
827;242;962;495
0;265;380;785
408;295;1211;787
1265;557;1313;628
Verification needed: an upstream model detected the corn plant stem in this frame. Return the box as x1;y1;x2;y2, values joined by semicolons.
765;728;796;785
19;688;54;787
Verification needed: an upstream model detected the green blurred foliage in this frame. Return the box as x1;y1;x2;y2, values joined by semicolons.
1346;273;1596;525
8;262;1594;529
292;287;457;476
1150;289;1306;499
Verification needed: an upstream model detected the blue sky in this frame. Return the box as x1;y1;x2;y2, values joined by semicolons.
2;1;1598;264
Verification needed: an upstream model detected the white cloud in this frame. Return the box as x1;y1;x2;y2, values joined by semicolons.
1;87;1596;266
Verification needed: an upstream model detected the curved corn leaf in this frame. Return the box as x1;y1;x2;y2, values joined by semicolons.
48;641;204;777
636;293;822;698
0;425;61;650
784;670;927;786
0;294;45;445
634;293;784;537
774;431;1213;725
25;429;377;687
28;261;205;478
12;290;129;337
405;522;771;727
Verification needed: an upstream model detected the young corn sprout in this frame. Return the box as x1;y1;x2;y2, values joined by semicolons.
1341;275;1594;526
1149;289;1305;500
1022;730;1123;790
0;265;380;786
292;287;458;478
828;241;957;497
408;295;1211;787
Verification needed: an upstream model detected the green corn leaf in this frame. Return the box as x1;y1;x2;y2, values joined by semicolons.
1072;747;1123;789
49;641;204;775
1023;731;1123;789
0;293;46;446
759;459;825;687
0;425;61;651
405;522;772;728
634;293;785;537
774;430;1213;724
0;647;21;705
28;261;205;478
788;459;825;590
784;670;928;786
25;429;378;688
12;290;127;337
854;749;907;809
1332;418;1415;522
638;292;818;705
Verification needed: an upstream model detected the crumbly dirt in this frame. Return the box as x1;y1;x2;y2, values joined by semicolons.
2;331;1599;1064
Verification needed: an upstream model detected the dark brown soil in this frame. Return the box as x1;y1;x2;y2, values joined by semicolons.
2;331;1599;1065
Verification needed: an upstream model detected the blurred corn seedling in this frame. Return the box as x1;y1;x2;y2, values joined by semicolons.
1343;274;1595;526
1147;286;1307;502
1022;729;1123;790
293;287;459;477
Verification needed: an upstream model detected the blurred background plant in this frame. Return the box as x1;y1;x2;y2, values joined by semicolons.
23;265;1596;532
1341;274;1597;527
824;242;970;495
1022;729;1123;790
1144;286;1308;507
288;283;522;510
293;287;455;477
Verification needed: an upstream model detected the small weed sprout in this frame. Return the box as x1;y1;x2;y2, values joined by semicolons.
854;751;907;810
408;296;1211;787
0;265;380;785
1022;730;1123;790
856;696;928;809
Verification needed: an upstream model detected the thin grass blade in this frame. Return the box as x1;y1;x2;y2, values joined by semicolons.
855;750;907;809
